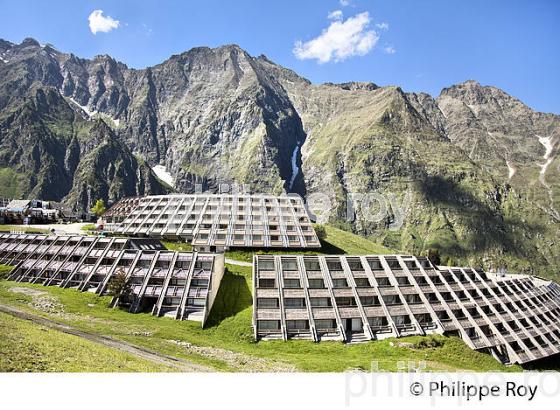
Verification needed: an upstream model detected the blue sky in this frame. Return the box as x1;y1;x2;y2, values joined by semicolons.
1;0;559;113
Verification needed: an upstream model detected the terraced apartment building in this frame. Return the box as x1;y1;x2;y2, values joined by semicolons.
0;233;225;325
252;254;560;365
103;194;321;251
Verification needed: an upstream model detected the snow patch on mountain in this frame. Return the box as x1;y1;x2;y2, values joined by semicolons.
152;165;175;187
68;97;98;118
538;135;554;180
506;160;516;179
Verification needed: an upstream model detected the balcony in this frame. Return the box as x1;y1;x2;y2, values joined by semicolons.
469;337;488;349
396;324;417;333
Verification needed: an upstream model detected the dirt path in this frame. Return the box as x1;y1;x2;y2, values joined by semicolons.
0;304;212;372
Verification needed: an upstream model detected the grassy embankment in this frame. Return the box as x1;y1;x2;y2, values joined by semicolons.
0;225;50;233
0;311;173;372
224;225;396;262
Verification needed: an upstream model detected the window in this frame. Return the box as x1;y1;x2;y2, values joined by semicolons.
392;315;412;326
455;291;468;300
258;320;280;330
360;296;380;306
310;297;331;307
382;295;401;305
308;278;325;288
415;313;433;324
332;278;348;288
304;259;321;271
284;279;301;288
368;259;382;270
284;298;306;308
191;279;208;287
377;277;391;287
258;260;275;271
368;317;388;327
387;259;401;269
187;298;205;307
453;309;466;319
396;276;410;286
416;277;428;285
258;278;276;288
436;311;450;320
335;297;356;306
257;298;279;308
466;328;479;338
354;278;370;287
175;260;191;269
404;294;422;304
347;259;364;271
441;292;454;302
326;259;343;271
286;320;309;330
282;259;298;271
315;319;337;330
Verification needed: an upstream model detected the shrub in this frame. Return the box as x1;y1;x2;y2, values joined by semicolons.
106;269;131;300
314;224;327;241
90;199;106;217
0;264;12;280
414;336;444;349
427;248;441;266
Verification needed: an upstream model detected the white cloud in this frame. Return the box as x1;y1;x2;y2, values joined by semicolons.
327;10;343;21
88;10;120;34
293;12;378;63
142;23;153;36
383;46;396;54
339;0;350;6
376;22;389;30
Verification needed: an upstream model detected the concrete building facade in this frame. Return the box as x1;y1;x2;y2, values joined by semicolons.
0;233;225;325
103;194;321;251
252;254;560;365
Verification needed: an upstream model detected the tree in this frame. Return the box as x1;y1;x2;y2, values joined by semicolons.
90;199;106;217
107;269;131;300
426;248;441;266
314;224;327;241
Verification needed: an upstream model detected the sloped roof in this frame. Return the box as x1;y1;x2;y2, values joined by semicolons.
6;199;31;212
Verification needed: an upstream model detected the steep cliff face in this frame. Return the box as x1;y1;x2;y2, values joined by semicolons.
257;58;560;277
435;80;560;220
0;80;166;210
133;46;307;195
1;38;559;278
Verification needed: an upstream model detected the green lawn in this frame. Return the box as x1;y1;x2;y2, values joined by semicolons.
0;264;521;372
224;224;396;262
0;225;50;233
321;225;397;254
0;264;11;279
0;311;173;372
162;241;193;252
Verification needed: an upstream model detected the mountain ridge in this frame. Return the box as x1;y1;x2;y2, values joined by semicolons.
1;37;559;278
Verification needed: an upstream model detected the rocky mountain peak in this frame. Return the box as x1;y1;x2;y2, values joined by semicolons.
325;82;379;91
20;37;40;47
438;79;525;109
1;38;560;279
